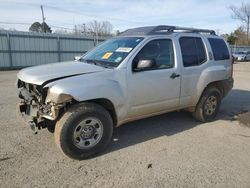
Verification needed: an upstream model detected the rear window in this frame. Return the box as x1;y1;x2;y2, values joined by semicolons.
208;38;230;60
179;37;207;67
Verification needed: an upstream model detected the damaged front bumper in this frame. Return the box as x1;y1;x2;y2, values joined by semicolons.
18;101;39;132
17;87;59;132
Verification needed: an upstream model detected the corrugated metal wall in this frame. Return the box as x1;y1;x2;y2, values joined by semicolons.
0;30;105;69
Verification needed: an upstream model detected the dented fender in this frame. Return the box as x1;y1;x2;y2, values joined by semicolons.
44;73;127;121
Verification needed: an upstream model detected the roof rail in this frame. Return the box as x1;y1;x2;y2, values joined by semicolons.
120;25;216;36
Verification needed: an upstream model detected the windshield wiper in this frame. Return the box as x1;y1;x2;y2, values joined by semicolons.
82;59;113;69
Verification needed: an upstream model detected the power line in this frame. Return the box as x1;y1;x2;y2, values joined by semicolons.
43;5;143;24
0;4;144;32
45;19;75;26
0;21;31;26
49;25;74;31
0;21;74;31
1;2;144;26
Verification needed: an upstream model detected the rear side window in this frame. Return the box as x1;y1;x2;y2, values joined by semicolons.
208;38;230;60
179;37;207;67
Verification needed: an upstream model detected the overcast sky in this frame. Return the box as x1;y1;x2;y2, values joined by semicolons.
0;0;246;34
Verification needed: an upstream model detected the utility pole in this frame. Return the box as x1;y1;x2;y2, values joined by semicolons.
95;29;98;45
40;5;45;32
74;25;77;35
247;15;249;45
83;23;86;36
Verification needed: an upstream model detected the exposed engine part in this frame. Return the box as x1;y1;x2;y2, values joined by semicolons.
18;82;63;131
29;121;38;134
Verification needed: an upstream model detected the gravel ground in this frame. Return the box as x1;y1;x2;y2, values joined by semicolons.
0;62;250;188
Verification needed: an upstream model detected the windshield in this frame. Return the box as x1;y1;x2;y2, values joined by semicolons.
80;37;144;67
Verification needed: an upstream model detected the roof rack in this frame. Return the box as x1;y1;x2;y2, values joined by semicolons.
120;25;216;36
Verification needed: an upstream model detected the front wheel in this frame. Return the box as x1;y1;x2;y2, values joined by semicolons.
54;103;113;160
192;87;221;122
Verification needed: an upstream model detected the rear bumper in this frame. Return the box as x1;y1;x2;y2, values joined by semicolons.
235;57;246;61
233;55;244;61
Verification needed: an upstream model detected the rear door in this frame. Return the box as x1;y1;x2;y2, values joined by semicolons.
178;35;209;107
207;37;232;77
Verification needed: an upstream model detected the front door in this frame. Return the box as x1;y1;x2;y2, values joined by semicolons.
127;39;181;118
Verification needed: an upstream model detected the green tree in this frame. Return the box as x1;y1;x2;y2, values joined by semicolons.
41;22;52;33
227;34;237;45
29;22;42;32
222;27;250;45
234;26;248;45
29;22;52;33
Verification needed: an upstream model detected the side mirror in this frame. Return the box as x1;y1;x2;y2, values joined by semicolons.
74;56;81;61
134;59;156;71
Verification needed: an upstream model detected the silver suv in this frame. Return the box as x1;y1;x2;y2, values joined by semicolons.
17;25;233;159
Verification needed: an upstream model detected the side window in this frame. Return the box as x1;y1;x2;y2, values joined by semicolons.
208;38;230;60
179;37;207;67
133;39;174;71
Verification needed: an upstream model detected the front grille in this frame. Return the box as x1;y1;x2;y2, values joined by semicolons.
18;80;40;102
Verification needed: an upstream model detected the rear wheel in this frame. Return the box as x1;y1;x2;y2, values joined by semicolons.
54;102;113;160
192;87;221;122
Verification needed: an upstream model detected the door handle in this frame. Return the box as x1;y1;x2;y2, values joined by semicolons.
170;73;180;79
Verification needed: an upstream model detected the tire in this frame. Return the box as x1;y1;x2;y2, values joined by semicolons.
192;87;221;122
54;102;113;160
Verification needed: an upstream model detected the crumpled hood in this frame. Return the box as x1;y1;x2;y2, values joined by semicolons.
17;61;105;86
